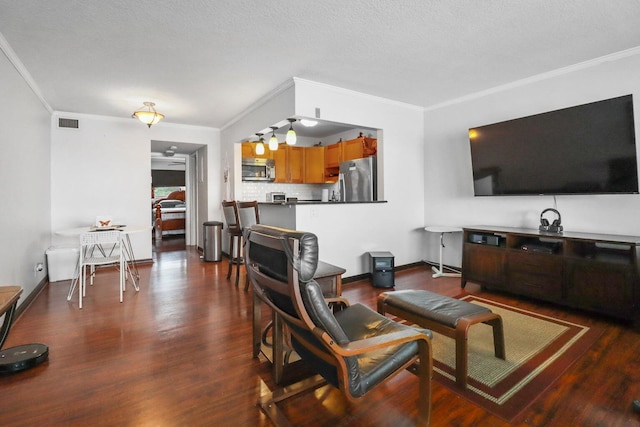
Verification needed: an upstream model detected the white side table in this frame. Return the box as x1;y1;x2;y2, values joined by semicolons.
425;226;463;278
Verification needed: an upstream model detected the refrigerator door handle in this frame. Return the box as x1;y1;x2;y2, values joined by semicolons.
338;173;345;202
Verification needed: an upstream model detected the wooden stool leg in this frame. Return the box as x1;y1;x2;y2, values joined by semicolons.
227;235;235;280
487;316;506;360
235;235;242;286
455;318;472;389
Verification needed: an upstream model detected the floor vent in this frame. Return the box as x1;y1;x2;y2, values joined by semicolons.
58;118;79;129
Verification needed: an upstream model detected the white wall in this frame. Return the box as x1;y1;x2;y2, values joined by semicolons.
423;52;640;269
294;79;426;275
221;82;295;200
222;78;426;276
0;49;51;306
51;113;220;259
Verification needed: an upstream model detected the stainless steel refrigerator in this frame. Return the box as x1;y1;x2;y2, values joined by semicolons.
338;156;377;202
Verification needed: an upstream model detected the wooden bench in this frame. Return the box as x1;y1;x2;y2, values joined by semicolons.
378;289;505;389
0;286;49;374
0;286;22;349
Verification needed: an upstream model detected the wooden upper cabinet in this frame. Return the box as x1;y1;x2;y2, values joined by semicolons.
304;146;325;183
341;137;365;161
272;147;287;182
325;143;341;168
324;142;341;182
287;146;304;183
241;142;254;158
241;141;271;159
273;145;304;183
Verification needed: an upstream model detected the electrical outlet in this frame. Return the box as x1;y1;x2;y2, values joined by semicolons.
34;263;44;276
310;208;318;218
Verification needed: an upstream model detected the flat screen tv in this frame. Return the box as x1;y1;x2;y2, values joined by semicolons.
469;94;638;196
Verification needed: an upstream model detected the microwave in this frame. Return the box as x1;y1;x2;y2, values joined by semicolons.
242;158;275;182
267;192;286;202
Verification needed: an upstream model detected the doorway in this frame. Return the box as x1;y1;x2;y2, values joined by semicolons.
151;140;206;250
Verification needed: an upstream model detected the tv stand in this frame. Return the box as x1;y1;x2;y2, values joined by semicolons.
462;226;640;323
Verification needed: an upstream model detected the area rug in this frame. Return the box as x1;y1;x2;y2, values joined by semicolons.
428;295;603;423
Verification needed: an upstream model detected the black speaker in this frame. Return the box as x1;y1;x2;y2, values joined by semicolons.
539;208;563;234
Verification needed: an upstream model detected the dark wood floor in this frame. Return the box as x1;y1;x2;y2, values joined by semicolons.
2;236;640;426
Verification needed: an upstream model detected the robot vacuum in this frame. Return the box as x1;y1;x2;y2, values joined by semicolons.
0;343;49;374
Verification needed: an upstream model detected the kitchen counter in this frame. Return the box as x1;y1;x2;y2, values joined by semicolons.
258;200;387;230
259;200;387;206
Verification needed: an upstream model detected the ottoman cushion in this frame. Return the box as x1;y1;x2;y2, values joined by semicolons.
382;290;490;328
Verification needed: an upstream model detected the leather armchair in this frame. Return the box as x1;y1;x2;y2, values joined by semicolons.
245;224;433;426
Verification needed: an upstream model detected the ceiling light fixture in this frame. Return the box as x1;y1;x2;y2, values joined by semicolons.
133;101;164;127
255;133;265;155
299;119;318;127
285;119;297;145
164;145;177;157
269;127;279;151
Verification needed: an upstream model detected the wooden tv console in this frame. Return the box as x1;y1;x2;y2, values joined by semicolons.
461;226;640;323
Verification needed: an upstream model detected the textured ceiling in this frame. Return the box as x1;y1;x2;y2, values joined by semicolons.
1;0;640;129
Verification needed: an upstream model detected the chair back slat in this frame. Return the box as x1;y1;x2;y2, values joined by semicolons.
237;201;260;230
221;200;240;229
80;230;122;246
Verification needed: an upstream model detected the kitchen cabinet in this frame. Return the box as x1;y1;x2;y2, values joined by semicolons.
274;145;304;183
341;137;364;161
325;142;341;168
324;142;341;183
241;141;271;159
304;146;325;183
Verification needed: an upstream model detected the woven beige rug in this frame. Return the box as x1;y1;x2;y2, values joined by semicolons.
428;295;603;423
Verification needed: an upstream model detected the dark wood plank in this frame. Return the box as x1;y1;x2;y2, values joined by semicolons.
1;238;639;426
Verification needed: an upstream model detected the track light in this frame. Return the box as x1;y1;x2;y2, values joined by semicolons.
269;127;279;151
255;133;265;155
286;119;297;145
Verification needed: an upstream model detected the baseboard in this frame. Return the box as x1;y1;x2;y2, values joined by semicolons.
342;261;430;284
15;276;48;320
423;259;462;274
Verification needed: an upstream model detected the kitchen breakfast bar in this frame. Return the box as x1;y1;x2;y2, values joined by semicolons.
258;200;387;230
250;200;391;279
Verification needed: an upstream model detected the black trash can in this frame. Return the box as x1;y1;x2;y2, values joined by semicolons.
203;221;223;262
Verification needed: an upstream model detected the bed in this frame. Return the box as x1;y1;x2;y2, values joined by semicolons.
153;190;186;239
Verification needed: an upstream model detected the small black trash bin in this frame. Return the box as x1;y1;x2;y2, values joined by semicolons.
203;221;223;262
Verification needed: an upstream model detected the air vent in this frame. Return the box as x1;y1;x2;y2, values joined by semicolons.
58;118;79;129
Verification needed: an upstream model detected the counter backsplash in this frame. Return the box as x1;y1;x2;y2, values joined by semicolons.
241;181;338;202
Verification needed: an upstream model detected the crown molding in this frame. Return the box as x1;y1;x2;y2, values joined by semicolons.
425;46;640;112
0;30;53;114
293;77;424;112
220;78;295;132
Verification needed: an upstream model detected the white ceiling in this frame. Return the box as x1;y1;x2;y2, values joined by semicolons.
2;0;640;131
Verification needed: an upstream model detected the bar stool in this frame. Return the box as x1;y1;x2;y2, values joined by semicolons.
222;201;243;285
237;201;260;291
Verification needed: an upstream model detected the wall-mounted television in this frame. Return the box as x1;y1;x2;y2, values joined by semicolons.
469;94;638;196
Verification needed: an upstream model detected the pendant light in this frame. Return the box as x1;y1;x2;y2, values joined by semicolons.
132;101;164;127
269;126;279;151
255;133;265;155
285;119;297;145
